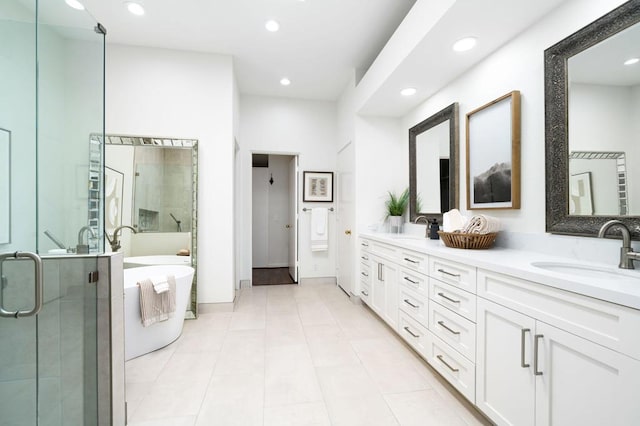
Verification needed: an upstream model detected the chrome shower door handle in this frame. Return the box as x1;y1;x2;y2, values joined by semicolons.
0;252;43;318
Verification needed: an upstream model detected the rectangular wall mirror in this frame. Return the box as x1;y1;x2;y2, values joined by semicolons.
0;128;10;244
409;102;459;222
545;0;640;238
102;134;199;316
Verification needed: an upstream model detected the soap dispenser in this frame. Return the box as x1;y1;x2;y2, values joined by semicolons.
429;219;440;240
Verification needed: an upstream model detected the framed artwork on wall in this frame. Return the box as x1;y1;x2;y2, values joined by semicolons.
466;90;521;210
303;171;334;202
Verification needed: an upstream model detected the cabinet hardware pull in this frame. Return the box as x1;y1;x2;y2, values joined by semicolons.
361;272;368;277
404;257;419;264
403;299;419;308
361;242;369;247
534;334;544;376
361;290;368;297
403;277;418;285
521;328;531;368
436;355;459;372
437;320;460;335
377;264;381;281
437;268;460;278
361;255;368;260
437;292;461;304
403;326;419;338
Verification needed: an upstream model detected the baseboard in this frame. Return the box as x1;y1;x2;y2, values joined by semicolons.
198;302;234;313
299;277;337;286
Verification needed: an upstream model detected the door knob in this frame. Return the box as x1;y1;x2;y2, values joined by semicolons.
285;224;291;229
345;230;352;235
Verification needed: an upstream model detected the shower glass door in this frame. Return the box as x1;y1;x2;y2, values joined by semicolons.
0;0;105;424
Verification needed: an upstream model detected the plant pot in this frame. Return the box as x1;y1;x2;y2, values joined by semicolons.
389;215;403;234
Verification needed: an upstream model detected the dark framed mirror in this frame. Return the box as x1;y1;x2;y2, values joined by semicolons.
409;102;459;223
545;0;640;239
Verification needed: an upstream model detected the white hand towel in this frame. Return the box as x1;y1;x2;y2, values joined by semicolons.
150;275;170;294
443;209;466;232
462;214;501;234
311;207;329;252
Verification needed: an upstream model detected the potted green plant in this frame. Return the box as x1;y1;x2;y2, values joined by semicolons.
386;188;409;233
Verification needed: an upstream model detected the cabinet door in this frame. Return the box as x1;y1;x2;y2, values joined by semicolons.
382;261;399;330
371;259;385;316
534;322;640;426
476;298;536;426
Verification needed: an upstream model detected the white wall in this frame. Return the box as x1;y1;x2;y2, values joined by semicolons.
105;44;235;303
355;115;406;232
239;95;338;281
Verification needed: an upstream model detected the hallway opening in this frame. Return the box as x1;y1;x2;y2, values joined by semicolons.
251;153;299;285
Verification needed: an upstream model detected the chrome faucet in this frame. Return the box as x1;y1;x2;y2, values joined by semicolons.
77;226;97;254
414;215;429;238
105;225;138;252
597;220;640;269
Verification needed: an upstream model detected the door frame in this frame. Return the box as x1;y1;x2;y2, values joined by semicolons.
248;150;300;286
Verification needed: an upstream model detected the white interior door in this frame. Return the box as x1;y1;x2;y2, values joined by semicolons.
288;156;298;282
337;141;355;295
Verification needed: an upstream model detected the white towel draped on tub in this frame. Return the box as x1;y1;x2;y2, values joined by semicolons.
137;275;177;327
310;207;328;252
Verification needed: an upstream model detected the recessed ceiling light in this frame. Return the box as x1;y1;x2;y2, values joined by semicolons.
265;20;280;32
280;78;291;86
125;1;145;16
65;0;85;10
624;57;639;66
400;87;417;96
453;37;477;52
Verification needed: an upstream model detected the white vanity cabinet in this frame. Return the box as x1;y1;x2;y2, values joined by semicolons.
357;233;640;425
476;271;640;426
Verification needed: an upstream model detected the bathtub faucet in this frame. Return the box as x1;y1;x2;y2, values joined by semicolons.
106;225;138;252
77;226;97;254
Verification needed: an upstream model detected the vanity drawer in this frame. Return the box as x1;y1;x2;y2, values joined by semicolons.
477;269;640;360
359;280;371;306
359;251;371;263
428;302;476;362
398;311;429;356
429;278;476;322
359;238;372;252
424;330;475;403
399;284;428;328
399;268;428;296
429;256;477;294
359;261;371;286
371;241;399;261
400;249;428;274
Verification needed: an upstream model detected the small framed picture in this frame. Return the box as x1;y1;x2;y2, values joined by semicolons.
466;90;521;210
303;171;334;202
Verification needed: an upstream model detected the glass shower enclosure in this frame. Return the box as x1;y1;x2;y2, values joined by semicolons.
0;0;105;424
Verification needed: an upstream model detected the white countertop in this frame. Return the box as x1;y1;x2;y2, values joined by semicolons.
360;232;640;310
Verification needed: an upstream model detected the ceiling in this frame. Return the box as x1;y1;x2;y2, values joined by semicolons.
73;0;417;101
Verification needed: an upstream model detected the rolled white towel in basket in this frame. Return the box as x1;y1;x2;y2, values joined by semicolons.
462;214;501;234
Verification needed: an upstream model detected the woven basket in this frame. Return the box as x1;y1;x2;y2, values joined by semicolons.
437;231;498;250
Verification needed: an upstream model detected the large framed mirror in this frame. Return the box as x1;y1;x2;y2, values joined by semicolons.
100;134;199;316
409;102;459;222
545;0;640;239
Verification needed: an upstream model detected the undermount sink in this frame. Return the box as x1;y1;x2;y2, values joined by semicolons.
530;261;637;280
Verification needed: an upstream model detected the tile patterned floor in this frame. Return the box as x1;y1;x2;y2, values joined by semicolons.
125;282;491;426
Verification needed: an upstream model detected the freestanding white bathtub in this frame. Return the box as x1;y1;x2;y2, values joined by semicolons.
123;265;195;360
